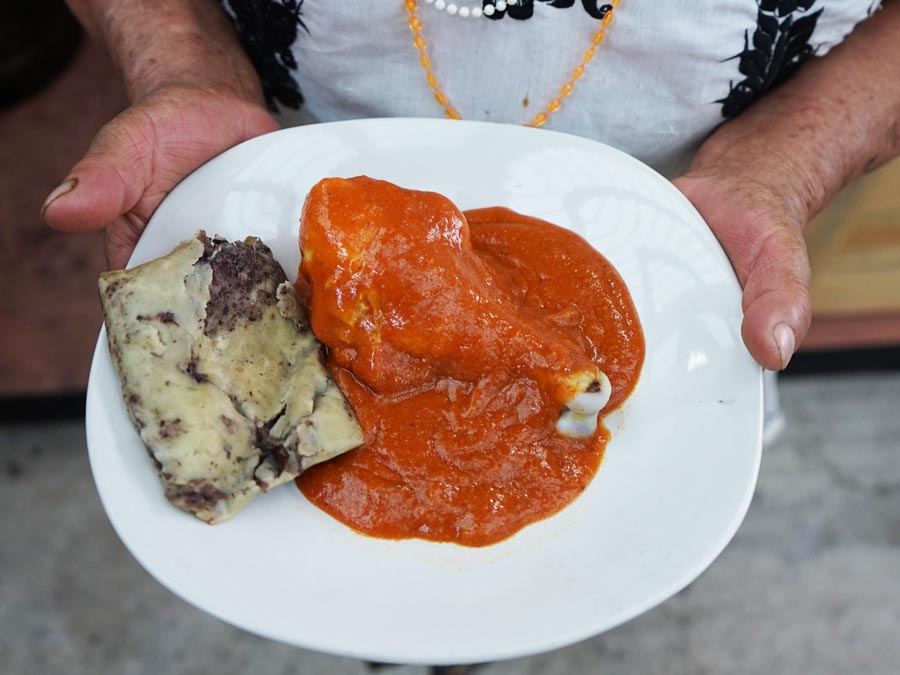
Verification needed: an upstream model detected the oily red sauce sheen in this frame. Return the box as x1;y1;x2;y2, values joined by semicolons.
297;195;644;547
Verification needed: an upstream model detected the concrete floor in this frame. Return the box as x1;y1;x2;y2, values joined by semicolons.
2;373;899;675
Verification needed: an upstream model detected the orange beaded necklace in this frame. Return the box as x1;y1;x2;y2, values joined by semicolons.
404;0;621;127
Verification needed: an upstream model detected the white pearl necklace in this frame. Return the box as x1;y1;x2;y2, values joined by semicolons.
423;0;520;19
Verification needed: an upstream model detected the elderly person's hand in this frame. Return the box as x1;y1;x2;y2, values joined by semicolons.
674;0;900;370
673;170;811;372
42;0;278;269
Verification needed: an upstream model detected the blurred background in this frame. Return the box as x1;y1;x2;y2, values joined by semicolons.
2;2;899;674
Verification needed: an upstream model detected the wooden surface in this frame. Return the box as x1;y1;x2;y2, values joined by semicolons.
803;157;900;350
0;40;126;396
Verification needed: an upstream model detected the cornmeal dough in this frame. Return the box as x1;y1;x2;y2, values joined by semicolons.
99;232;363;523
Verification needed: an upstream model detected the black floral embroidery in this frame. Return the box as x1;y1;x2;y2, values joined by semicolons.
483;0;612;21
221;0;308;111
719;0;823;118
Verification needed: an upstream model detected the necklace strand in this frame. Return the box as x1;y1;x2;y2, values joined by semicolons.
404;0;621;127
423;0;519;18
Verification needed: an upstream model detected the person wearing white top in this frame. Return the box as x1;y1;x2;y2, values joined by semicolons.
44;0;899;424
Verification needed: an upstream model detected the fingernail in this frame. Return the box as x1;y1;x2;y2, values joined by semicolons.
41;178;78;220
773;322;796;370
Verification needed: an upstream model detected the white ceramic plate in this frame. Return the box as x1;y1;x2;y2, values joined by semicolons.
86;118;762;665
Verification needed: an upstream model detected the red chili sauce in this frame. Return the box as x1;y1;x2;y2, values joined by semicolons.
296;177;644;547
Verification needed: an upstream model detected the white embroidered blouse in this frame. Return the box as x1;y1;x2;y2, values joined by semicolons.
223;0;881;176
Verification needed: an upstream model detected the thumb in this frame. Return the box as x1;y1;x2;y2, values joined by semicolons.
673;175;812;371
42;107;155;232
739;225;812;371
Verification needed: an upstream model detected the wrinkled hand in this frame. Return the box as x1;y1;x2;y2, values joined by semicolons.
42;84;279;268
673;171;812;371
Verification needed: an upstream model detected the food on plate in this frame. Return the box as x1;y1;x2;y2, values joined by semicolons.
297;177;644;546
300;178;610;437
99;232;363;523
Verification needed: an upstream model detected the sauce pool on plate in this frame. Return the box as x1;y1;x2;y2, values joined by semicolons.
296;178;644;547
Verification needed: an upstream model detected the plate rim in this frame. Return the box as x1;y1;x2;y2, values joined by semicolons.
86;117;763;665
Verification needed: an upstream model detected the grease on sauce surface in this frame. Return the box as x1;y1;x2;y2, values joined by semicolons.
296;178;643;547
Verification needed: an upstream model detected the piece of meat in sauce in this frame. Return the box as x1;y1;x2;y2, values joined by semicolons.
298;176;611;436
